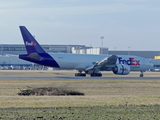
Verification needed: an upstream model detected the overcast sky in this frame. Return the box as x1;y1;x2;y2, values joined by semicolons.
0;0;160;51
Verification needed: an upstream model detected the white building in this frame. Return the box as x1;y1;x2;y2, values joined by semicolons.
72;47;108;55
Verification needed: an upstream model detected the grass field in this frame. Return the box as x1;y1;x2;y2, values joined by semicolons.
0;70;160;119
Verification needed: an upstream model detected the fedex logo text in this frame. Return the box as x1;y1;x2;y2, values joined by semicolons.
118;57;140;65
26;41;36;46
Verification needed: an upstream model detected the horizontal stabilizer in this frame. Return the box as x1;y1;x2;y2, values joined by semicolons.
27;53;42;60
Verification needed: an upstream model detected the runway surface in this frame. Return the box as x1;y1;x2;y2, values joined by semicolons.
0;70;159;80
0;76;159;80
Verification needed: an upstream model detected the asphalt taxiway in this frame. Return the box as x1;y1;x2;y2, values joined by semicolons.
0;70;159;80
0;76;159;80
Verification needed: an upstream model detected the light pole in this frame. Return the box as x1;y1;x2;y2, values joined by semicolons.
128;46;130;56
100;36;104;54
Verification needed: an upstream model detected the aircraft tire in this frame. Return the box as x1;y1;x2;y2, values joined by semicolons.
140;74;143;77
75;73;86;77
90;73;102;77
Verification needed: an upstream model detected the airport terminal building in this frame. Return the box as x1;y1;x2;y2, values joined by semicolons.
0;44;87;55
0;44;160;59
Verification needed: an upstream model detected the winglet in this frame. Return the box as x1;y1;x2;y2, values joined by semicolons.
19;26;46;54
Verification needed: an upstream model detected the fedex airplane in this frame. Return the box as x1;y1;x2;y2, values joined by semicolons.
19;26;153;77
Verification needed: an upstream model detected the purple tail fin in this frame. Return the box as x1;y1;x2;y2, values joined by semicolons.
19;26;46;54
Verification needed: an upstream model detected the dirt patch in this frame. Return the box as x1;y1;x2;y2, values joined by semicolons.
18;87;84;96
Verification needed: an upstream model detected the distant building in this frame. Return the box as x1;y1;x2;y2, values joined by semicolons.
0;44;87;55
73;47;108;55
0;44;160;59
108;51;160;59
86;48;108;55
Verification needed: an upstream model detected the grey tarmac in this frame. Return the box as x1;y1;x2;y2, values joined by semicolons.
0;76;159;80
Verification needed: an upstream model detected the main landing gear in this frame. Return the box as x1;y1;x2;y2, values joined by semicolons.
75;73;86;77
140;71;144;77
75;70;102;77
90;73;102;77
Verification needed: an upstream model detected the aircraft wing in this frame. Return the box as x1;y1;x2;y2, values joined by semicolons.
85;55;118;72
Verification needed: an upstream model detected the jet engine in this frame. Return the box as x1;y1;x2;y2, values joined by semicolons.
113;64;130;75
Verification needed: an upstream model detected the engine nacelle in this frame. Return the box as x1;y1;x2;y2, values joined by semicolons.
113;64;130;75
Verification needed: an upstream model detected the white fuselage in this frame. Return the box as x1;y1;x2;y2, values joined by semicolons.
49;53;153;72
